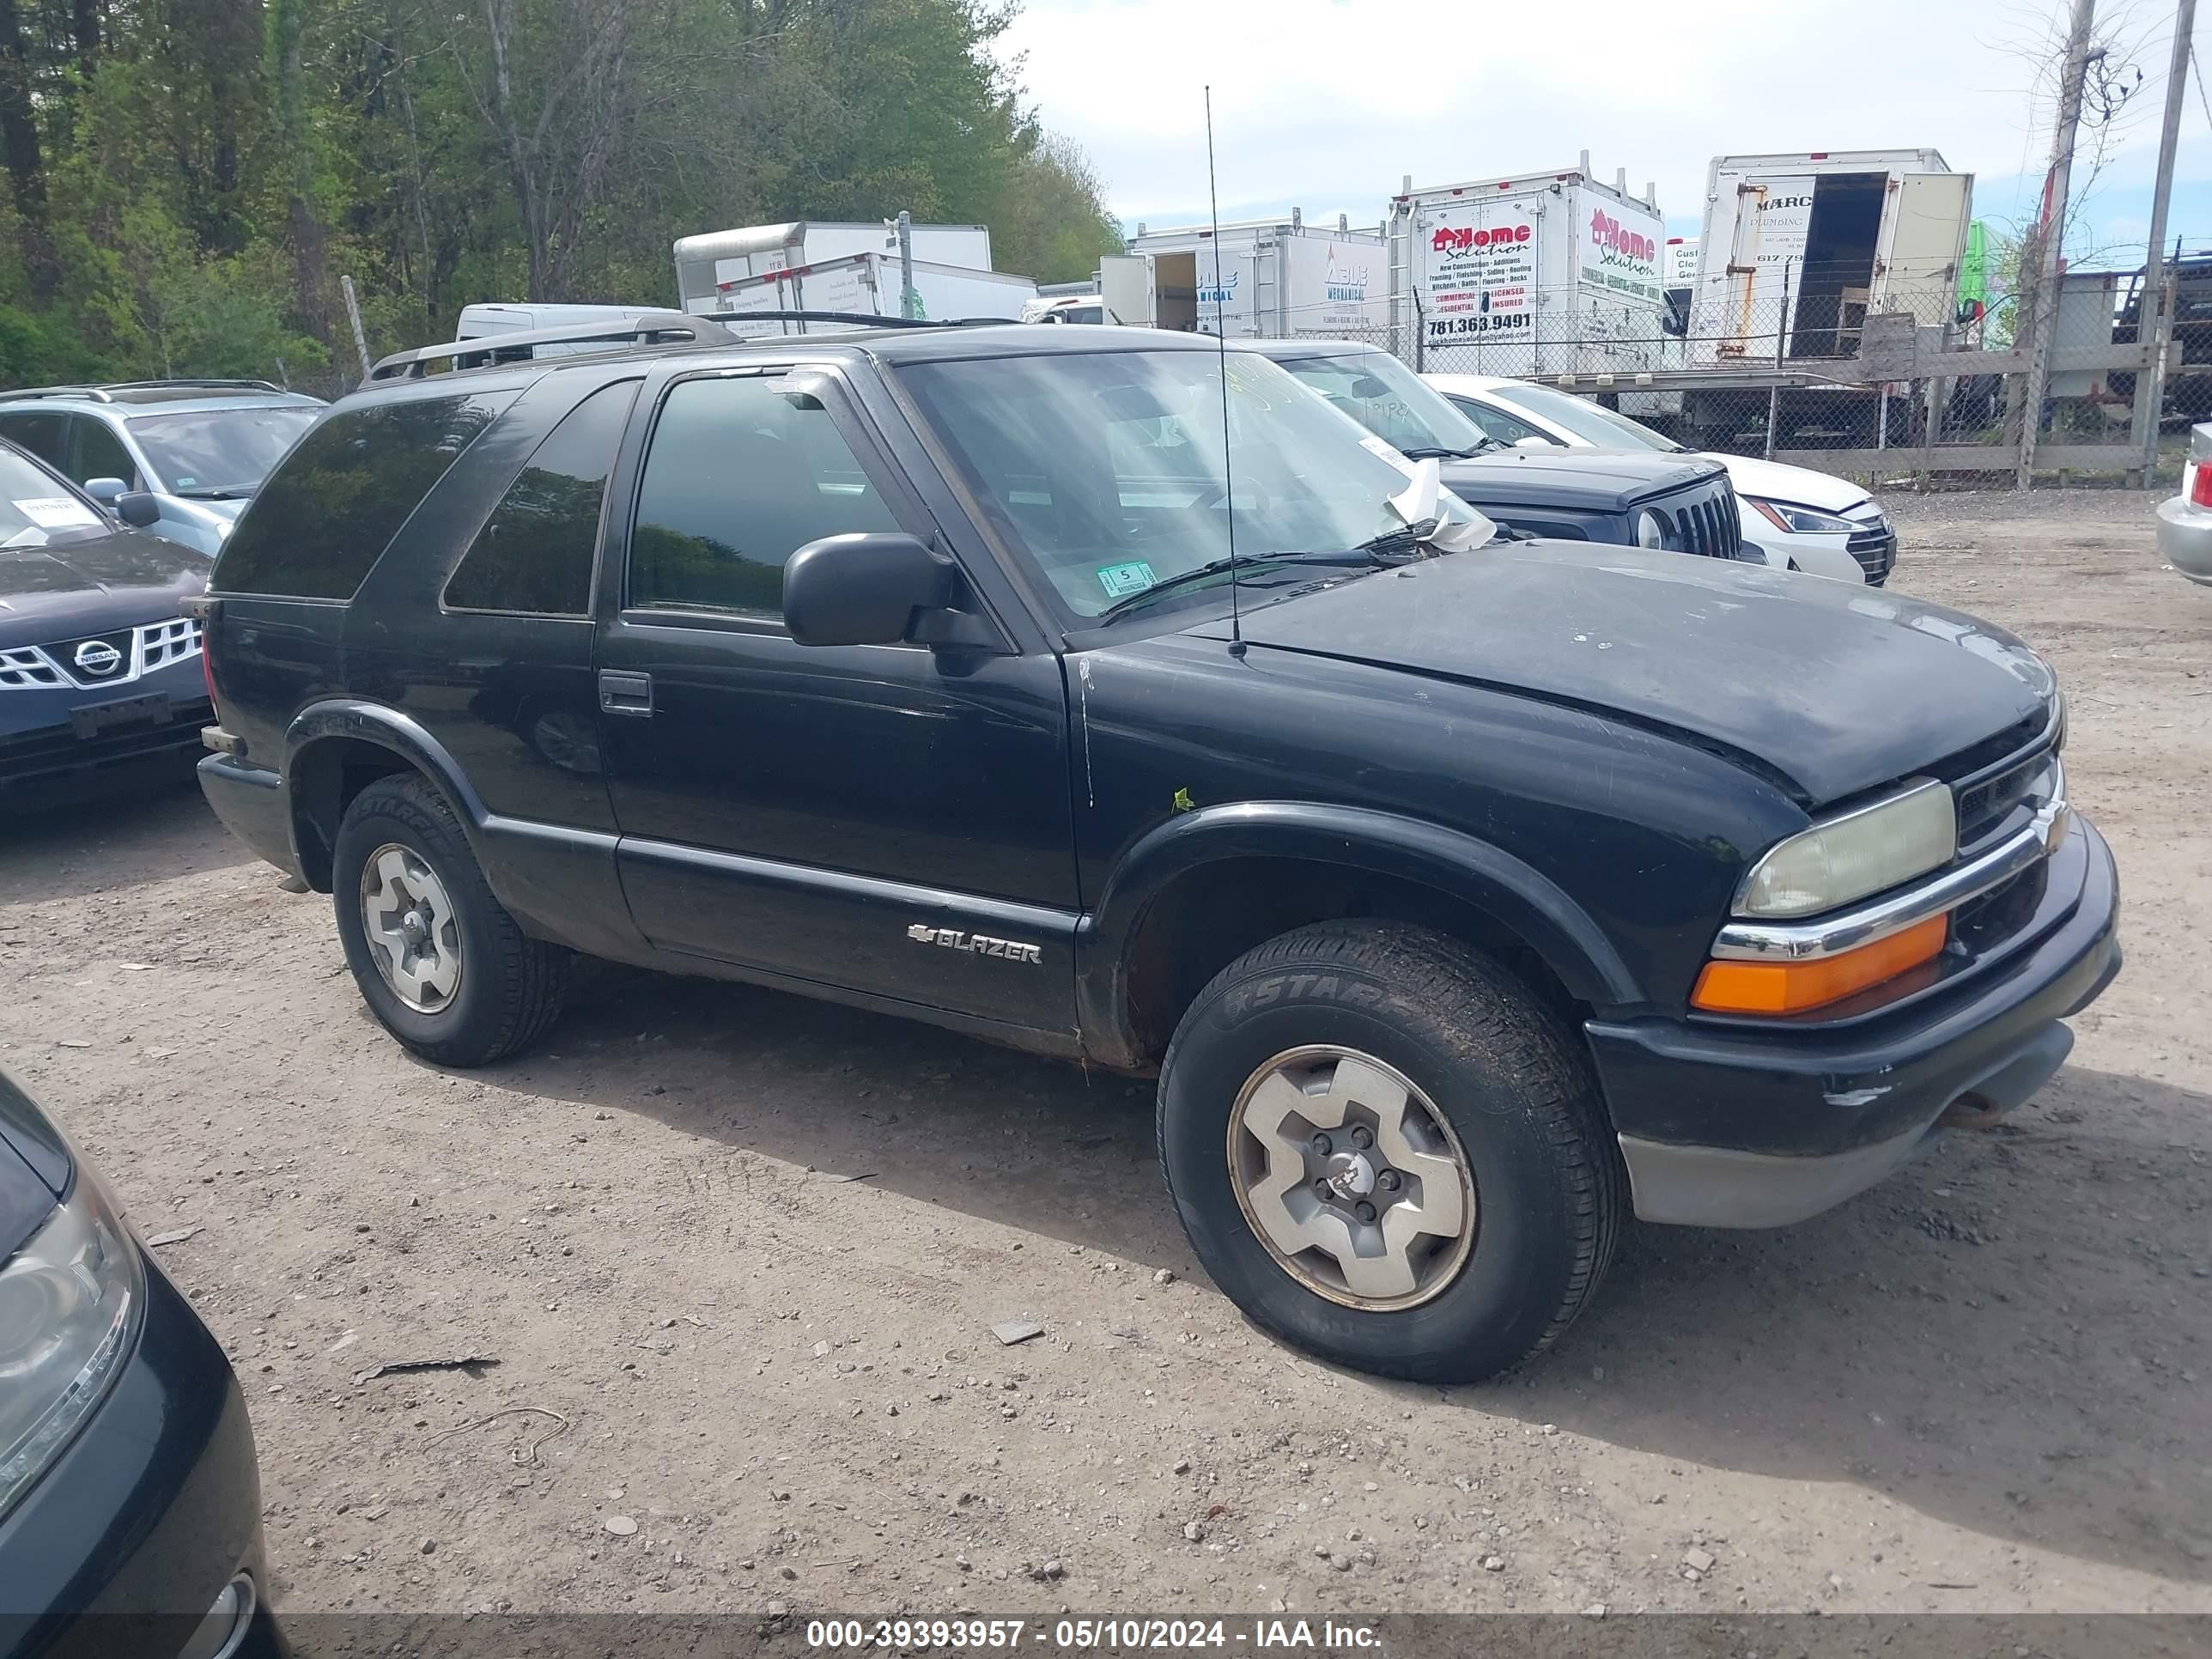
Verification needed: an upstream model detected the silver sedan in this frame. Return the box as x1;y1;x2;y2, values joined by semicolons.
2155;422;2212;586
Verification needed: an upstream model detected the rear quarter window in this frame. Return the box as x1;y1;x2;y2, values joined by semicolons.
215;392;508;599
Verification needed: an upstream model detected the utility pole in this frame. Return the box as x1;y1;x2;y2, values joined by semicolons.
2016;0;2101;489
2133;0;2196;479
340;275;372;383
893;210;921;320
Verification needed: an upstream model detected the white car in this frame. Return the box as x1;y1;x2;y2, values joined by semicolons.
1423;373;1890;586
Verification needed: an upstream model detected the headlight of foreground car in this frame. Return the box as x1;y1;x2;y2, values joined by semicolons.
1735;779;1957;920
1747;498;1861;537
0;1162;144;1519
1635;508;1665;549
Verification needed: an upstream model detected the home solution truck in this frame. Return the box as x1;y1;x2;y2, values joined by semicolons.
1386;159;1667;377
1098;212;1387;337
672;221;1033;329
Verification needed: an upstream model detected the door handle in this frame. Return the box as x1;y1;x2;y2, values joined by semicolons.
599;669;653;718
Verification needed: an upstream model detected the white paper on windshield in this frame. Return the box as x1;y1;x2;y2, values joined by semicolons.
1363;439;1495;551
13;496;100;529
1389;458;1443;527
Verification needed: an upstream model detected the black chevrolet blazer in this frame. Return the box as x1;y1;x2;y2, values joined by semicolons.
191;319;2119;1382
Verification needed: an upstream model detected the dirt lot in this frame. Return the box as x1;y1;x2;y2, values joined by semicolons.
2;490;2208;1633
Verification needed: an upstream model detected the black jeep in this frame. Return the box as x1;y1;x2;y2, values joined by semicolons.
1249;338;1753;560
194;314;2118;1382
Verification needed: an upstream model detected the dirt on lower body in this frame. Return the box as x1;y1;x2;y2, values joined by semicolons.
0;489;2206;1634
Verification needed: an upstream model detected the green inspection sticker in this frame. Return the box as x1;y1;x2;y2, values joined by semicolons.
1096;561;1158;599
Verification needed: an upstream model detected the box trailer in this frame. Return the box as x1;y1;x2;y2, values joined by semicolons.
457;303;672;356
704;250;1036;336
674;221;998;317
1685;150;1972;367
1103;214;1387;337
1387;159;1667;377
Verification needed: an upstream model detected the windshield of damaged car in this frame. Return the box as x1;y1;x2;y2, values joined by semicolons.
1273;348;1490;458
899;349;1482;623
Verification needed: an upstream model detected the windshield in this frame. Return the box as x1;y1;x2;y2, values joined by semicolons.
900;349;1488;623
1273;349;1491;458
128;405;322;495
1489;381;1684;451
0;447;102;547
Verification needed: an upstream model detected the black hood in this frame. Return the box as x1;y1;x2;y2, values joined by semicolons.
1187;540;2053;808
1441;448;1726;513
0;525;209;647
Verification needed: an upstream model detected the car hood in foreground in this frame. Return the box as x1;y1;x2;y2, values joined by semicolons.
1186;541;2051;807
0;526;210;645
1440;448;1726;513
1708;453;1873;514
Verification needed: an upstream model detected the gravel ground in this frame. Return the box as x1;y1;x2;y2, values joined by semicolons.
1;489;2207;1638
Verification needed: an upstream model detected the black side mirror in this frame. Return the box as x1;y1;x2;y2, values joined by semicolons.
114;490;161;528
783;532;959;647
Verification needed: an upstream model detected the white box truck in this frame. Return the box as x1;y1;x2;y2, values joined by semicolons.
456;302;673;355
1386;160;1667;377
702;250;1036;336
673;221;1000;316
1684;150;1972;367
1099;214;1387;337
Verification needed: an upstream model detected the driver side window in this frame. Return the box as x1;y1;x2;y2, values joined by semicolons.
629;375;900;621
66;416;143;489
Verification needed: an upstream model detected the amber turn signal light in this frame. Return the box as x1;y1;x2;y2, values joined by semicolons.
1691;915;1948;1016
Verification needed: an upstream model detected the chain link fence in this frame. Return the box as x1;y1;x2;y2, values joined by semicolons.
1294;248;2172;488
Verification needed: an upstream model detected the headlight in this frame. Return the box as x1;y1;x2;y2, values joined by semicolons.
1635;508;1666;549
1736;779;1957;918
1747;499;1860;537
0;1161;143;1519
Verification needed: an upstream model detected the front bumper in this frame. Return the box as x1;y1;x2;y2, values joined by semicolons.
0;1258;284;1659
0;658;210;802
1760;527;1880;585
1586;816;2120;1229
2154;494;2212;586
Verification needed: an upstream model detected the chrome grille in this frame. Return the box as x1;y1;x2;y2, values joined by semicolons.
0;616;203;691
139;617;202;672
0;646;69;689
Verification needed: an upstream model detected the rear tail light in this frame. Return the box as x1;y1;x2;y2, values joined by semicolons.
2190;462;2212;509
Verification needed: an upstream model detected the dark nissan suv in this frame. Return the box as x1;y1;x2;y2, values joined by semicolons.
194;314;2118;1382
0;439;212;803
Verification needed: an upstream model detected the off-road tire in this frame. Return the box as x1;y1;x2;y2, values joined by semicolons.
1156;921;1625;1382
332;774;568;1066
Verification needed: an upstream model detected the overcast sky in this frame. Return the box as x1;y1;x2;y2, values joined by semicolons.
995;0;2212;265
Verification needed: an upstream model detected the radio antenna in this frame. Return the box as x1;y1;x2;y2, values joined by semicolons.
1205;84;1244;657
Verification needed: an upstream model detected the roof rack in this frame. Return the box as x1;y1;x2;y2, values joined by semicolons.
4;385;117;402
108;378;284;392
368;312;732;381
698;309;1022;332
